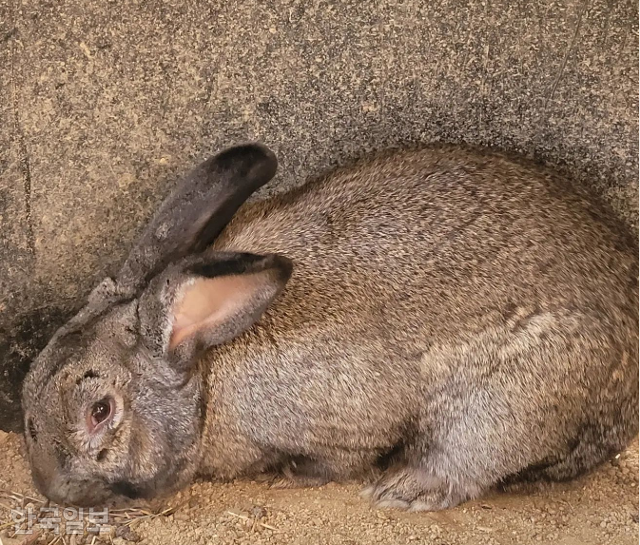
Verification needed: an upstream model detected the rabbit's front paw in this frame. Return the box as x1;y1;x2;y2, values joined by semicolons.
268;474;330;489
252;462;331;489
361;467;468;512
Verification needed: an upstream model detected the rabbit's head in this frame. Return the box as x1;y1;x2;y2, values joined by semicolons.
21;144;292;506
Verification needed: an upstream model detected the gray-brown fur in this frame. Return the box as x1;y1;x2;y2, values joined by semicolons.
21;143;638;511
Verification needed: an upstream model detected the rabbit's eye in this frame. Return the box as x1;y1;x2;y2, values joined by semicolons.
88;398;114;432
92;402;110;423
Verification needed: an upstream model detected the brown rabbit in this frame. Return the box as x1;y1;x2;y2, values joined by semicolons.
21;143;638;511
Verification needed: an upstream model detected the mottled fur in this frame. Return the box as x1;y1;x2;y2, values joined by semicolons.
22;143;638;510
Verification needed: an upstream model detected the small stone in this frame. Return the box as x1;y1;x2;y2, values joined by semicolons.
115;524;141;542
251;506;267;520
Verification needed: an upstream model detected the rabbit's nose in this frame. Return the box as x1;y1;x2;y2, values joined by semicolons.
31;467;70;505
28;452;107;506
29;460;71;505
30;451;60;500
35;471;113;506
30;463;50;499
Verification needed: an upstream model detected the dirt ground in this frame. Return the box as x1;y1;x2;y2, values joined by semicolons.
0;431;637;545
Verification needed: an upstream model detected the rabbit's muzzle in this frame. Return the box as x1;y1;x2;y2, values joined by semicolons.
30;456;159;506
30;456;115;507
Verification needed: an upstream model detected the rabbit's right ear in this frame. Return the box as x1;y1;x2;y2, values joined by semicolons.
137;252;293;372
116;143;278;293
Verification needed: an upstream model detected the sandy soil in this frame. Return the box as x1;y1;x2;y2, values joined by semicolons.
0;431;637;545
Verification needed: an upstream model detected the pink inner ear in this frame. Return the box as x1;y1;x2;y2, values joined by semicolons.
169;275;265;349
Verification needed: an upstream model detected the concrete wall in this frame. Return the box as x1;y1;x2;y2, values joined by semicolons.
0;0;638;430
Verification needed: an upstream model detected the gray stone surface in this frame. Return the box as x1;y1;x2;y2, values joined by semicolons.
0;0;638;431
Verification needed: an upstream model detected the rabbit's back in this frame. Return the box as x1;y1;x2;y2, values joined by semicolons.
214;145;637;342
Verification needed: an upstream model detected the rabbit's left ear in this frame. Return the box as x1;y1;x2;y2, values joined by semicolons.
116;143;278;292
138;252;292;371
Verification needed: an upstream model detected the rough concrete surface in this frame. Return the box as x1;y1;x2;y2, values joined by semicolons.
0;0;638;542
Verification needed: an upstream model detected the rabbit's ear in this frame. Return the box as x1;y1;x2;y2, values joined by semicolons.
116;143;278;293
139;252;292;370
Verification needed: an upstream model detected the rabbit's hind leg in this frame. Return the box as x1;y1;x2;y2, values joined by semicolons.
360;461;483;512
503;417;637;485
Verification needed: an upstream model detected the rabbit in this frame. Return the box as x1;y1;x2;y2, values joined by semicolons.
21;142;638;511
